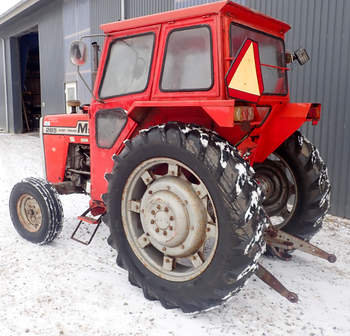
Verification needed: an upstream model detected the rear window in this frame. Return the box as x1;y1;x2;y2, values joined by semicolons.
160;25;213;92
230;23;288;95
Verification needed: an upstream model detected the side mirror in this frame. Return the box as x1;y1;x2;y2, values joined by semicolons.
293;48;310;65
70;41;87;66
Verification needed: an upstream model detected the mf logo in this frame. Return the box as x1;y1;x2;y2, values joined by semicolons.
43;121;89;136
77;122;89;135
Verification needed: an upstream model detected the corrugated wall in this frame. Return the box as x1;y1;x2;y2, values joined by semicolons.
175;0;246;8
90;0;121;34
246;0;350;218
38;0;65;117
126;0;174;18
0;41;6;132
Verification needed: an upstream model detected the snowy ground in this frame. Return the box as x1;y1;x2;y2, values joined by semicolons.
0;133;349;336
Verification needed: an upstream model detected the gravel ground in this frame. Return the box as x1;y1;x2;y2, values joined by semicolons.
0;133;349;336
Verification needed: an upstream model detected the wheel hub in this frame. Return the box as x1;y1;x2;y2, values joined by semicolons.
17;194;42;233
140;176;206;257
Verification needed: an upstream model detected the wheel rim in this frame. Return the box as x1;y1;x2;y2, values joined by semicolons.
16;194;42;233
121;158;219;282
254;153;298;229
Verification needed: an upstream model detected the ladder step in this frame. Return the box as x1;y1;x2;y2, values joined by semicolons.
77;216;99;224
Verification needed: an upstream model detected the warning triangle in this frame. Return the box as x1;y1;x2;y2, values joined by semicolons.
229;43;260;95
226;39;264;103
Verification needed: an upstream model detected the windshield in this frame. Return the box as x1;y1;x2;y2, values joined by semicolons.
230;23;288;96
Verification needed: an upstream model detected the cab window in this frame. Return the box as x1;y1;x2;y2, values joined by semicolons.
230;23;288;95
160;25;213;92
99;33;155;99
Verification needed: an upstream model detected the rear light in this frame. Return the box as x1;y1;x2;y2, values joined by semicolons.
256;106;271;120
307;104;321;125
234;106;254;122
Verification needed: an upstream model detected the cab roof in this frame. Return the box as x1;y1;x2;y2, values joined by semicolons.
101;0;290;36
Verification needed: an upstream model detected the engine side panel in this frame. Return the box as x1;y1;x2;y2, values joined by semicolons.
42;114;90;183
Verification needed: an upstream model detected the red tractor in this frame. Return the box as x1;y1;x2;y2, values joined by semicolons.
9;1;335;312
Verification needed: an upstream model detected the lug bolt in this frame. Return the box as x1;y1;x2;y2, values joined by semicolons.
162;247;166;252
165;258;170;263
151;210;156;215
155;228;160;233
197;191;201;196
207;227;210;232
164;207;169;212
169;226;173;231
169;216;174;221
143;237;147;242
163;231;167;236
148;190;153;195
157;205;161;210
150;220;155;224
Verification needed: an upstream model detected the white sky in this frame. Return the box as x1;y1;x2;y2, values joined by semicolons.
0;0;22;15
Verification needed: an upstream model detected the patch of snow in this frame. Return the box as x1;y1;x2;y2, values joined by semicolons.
1;133;350;336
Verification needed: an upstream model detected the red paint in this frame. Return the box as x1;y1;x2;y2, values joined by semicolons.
41;1;319;209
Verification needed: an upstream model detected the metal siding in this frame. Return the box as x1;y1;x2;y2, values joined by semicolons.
64;0;92;106
0;41;5;131
90;0;121;33
39;0;65;116
127;0;174;19
175;0;246;8
246;0;350;218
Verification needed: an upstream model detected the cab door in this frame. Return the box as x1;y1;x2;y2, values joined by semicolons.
89;25;161;202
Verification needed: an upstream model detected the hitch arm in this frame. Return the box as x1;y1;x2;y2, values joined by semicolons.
264;227;337;263
256;263;298;303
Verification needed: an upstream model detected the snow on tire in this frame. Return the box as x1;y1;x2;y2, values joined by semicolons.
262;131;330;241
9;177;63;244
104;122;267;313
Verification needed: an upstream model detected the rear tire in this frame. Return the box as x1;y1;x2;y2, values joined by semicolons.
9;177;63;244
255;131;330;241
105;123;267;313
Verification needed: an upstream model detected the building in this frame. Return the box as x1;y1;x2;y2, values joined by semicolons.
0;0;349;218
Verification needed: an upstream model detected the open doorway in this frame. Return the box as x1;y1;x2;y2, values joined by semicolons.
19;30;41;132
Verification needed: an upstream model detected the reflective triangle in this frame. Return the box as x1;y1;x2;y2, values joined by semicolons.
229;43;260;95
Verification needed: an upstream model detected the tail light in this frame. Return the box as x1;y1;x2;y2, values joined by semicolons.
307;104;321;125
234;106;254;122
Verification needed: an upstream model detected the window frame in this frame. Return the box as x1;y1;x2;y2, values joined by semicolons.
98;32;156;100
159;24;214;93
230;22;288;96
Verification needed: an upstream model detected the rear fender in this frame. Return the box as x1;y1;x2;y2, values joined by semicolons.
251;103;316;163
128;100;236;128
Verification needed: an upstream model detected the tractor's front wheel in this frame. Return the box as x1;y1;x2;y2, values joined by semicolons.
105;123;266;313
9;177;63;244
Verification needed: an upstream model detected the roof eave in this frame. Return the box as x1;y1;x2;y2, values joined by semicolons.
0;0;41;26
